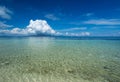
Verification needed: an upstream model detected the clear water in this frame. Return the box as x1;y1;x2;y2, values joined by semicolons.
0;37;120;82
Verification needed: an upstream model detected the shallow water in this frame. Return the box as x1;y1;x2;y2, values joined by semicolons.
0;37;120;82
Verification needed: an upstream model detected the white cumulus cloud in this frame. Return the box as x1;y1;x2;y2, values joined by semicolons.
0;19;90;36
0;19;56;36
0;6;13;19
26;19;56;35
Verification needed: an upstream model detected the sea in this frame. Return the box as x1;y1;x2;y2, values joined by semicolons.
0;36;120;82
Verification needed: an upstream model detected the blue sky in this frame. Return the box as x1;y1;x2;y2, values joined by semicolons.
0;0;120;36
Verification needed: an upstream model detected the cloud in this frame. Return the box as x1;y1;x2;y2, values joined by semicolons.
0;21;13;28
45;14;59;21
84;13;94;17
64;32;90;36
83;19;120;25
0;19;90;36
58;27;87;32
0;19;56;36
80;32;90;36
11;28;28;35
118;32;120;34
0;6;13;19
26;19;56;35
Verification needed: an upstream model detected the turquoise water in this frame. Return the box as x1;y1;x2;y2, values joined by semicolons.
0;37;120;82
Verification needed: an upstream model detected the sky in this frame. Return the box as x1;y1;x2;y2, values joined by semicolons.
0;0;120;36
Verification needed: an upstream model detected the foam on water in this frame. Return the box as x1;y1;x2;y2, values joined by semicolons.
0;37;120;82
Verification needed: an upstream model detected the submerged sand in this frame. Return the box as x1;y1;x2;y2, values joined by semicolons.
0;37;120;82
